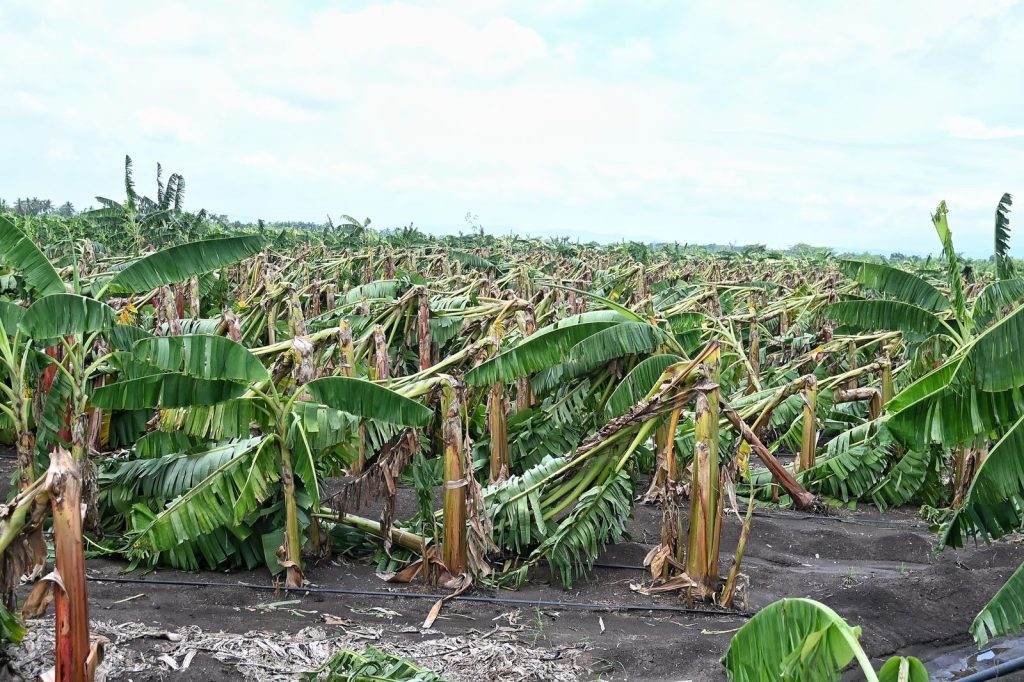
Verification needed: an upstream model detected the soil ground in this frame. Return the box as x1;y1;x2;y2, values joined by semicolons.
3;454;1024;680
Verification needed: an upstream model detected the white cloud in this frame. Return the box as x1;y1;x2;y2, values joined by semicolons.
941;115;1024;140
611;38;654;66
136;107;199;143
0;0;1023;254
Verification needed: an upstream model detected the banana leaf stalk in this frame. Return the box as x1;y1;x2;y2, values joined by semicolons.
747;318;760;392
720;486;755;609
314;511;428;552
516;305;537;411
373;324;389;380
880;356;893;404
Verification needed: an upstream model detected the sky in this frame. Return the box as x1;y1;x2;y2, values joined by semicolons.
2;1;1023;256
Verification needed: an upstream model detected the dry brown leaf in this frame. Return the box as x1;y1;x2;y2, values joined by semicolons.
21;570;65;619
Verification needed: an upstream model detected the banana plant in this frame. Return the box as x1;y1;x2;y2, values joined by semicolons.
833;202;1024;649
92;333;431;586
0;215;263;677
826;202;1024;486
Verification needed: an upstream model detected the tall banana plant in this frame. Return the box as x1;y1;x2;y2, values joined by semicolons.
92;333;431;587
0;215;264;677
830;201;1024;648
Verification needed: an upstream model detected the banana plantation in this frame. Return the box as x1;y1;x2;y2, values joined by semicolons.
2;170;1024;680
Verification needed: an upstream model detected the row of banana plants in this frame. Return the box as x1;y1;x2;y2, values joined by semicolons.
0;189;1022;679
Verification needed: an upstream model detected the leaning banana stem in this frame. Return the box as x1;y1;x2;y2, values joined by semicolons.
720;402;818;510
720;488;755;609
613;419;660;473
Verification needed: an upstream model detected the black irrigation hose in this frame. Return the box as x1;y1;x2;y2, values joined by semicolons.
85;574;756;618
956;654;1024;682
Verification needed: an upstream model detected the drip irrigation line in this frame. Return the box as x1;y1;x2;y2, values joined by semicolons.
84;574;755;618
592;562;644;571
956;654;1024;682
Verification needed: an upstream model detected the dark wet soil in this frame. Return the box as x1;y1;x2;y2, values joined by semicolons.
4;452;1024;680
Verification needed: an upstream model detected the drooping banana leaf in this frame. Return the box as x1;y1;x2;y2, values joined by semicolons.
105;235;264;294
932;201;972;334
973;278;1024;325
0;601;26;644
486;455;567;553
527;468;633;589
20;293;117;340
466;311;628;386
721;598;875;682
942;413;1024;548
839;259;948;312
128;435;278;552
995;192;1016;280
567;321;671;366
298;377;431;427
971;559;1024;646
605;353;683;418
91;373;249;409
823;299;940;338
131;334;269;383
0;214;65;296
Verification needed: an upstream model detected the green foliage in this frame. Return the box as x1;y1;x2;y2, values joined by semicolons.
301;377;432;426
127;436;278;556
877;656;929;682
91;373;249;409
839;259;948;312
567;321;671;366
20;293;116;340
0;601;26;644
0;214;65;296
824;300;939;338
605;354;683;418
995;193;1015;280
486;455;566;554
131;334;270;382
722;598;871;682
932;200;972;334
942;413;1024;547
527;468;633;589
971;559;1024;646
466;312;627;385
302;645;443;681
106;235;263;294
